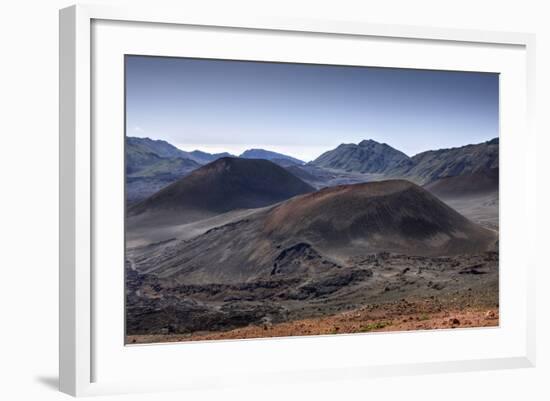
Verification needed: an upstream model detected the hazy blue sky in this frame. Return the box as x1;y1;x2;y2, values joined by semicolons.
126;55;498;162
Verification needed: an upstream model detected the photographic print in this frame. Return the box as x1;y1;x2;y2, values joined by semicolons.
124;56;499;344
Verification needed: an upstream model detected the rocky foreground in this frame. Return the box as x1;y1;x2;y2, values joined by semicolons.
126;251;498;343
128;301;498;344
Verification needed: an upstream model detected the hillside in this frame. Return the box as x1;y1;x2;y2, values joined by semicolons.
130;180;496;285
389;138;499;184
263;180;495;256
423;168;499;199
128;157;315;222
309;138;499;186
126;137;201;203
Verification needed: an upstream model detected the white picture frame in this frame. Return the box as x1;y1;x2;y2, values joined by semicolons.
59;4;536;397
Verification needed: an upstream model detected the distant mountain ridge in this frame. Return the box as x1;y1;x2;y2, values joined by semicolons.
187;150;235;164
127;137;236;165
389;138;499;184
126;136;499;204
126;136;190;160
128;137;306;166
240;148;304;165
309;137;498;185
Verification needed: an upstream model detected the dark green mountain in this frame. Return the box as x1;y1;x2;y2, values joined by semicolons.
310;139;413;174
126;137;200;203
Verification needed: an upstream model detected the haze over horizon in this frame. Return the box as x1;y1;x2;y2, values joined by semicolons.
126;56;499;162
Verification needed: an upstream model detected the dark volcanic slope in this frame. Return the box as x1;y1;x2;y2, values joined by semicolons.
423;168;499;199
310;139;412;173
130;180;497;285
263;180;495;255
129;157;315;219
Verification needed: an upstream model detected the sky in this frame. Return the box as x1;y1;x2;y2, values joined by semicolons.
126;55;499;162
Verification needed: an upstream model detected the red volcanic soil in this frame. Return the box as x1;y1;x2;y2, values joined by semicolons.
127;300;499;344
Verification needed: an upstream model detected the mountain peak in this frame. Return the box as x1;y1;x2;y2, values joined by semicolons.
129;158;314;221
311;140;411;174
263;179;496;256
358;139;380;146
